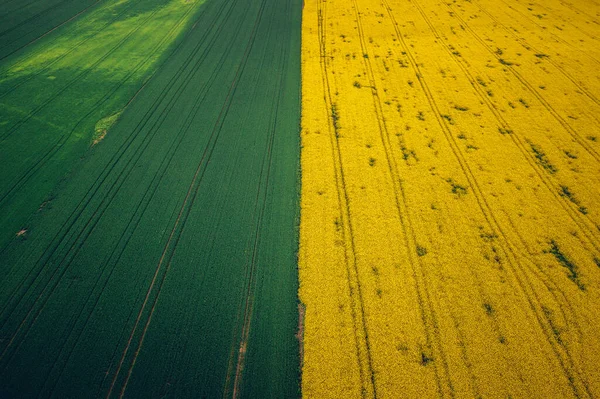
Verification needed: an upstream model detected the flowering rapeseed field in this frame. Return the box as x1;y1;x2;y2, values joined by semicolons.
299;0;600;396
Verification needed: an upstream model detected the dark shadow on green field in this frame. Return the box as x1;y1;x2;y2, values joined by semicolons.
0;0;97;61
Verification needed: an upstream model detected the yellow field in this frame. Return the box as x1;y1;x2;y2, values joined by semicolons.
299;0;600;396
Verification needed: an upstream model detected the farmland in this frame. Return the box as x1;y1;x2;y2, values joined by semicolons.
299;0;600;397
0;0;301;397
0;0;205;249
2;0;600;396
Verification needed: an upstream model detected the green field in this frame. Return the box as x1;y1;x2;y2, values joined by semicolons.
0;0;205;249
0;0;302;396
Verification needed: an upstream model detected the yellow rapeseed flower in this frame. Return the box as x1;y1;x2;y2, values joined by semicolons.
299;0;600;397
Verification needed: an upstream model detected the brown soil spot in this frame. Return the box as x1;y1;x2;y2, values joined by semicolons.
92;129;107;146
297;302;306;371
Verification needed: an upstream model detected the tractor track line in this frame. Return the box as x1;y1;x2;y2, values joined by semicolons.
315;0;377;395
230;4;290;396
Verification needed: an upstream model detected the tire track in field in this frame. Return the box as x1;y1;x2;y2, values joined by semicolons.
476;0;600;67
0;0;227;311
0;2;162;143
415;0;592;389
313;0;377;396
0;0;101;62
558;0;600;24
0;0;76;37
535;0;600;46
231;123;275;398
104;1;268;396
473;2;600;107
444;1;600;165
104;0;247;391
39;114;191;397
0;0;238;368
0;0;43;13
523;0;600;42
427;0;589;332
229;2;292;395
351;0;455;396
359;1;511;396
93;0;244;390
390;0;593;396
0;0;141;98
457;0;600;111
221;2;283;393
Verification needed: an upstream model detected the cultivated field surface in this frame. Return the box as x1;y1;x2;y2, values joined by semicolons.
0;0;205;249
0;0;301;397
3;0;600;397
299;0;600;397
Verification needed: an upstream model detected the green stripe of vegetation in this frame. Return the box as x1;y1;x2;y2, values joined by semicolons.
0;0;302;396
